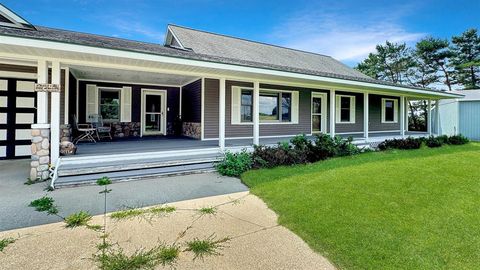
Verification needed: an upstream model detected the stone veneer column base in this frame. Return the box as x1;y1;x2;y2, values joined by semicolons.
30;124;50;181
182;122;201;139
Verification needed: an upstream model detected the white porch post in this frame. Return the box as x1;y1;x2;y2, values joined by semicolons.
435;100;440;135
219;78;226;150
329;90;335;138
253;81;260;145
50;61;61;164
37;60;49;123
400;96;405;138
363;93;369;141
427;99;432;135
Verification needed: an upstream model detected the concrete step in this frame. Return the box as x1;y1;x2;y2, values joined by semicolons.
54;162;216;188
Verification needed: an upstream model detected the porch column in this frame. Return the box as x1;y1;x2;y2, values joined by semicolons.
219;78;226;150
50;61;61;164
36;60;49;123
363;93;369;141
329;90;335;138
435;100;440;135
253;81;260;145
400;96;405;138
427;99;432;135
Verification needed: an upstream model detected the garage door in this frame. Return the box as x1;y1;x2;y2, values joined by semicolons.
0;78;36;159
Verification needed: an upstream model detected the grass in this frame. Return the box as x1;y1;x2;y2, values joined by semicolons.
185;235;229;261
28;196;59;215
110;206;176;220
64;211;92;228
0;237;15;252
198;207;216;215
242;143;480;270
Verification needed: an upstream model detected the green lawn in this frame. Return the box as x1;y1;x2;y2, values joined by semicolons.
242;143;480;270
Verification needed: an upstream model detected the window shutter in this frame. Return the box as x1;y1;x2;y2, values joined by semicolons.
231;87;241;124
291;91;299;124
394;99;398;123
121;86;132;122
335;95;341;122
350;96;356;123
86;84;98;119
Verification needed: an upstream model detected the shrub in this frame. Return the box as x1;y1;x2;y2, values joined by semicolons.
378;137;422;150
436;135;450;144
215;151;253;177
425;136;443;148
333;136;361;156
448;134;469;145
65;211;92;228
252;144;308;168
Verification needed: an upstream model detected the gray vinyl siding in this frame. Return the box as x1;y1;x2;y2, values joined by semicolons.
369;94;401;131
224;80;252;138
181;79;201;123
335;91;364;133
203;78;219;138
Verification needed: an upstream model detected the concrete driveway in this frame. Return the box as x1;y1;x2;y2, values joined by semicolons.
0;159;248;231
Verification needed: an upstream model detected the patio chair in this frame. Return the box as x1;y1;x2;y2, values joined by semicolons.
73;115;96;144
88;114;113;141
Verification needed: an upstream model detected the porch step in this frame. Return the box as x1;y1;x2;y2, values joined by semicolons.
53;150;223;188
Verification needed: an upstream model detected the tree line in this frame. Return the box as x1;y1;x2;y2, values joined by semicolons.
355;28;480;91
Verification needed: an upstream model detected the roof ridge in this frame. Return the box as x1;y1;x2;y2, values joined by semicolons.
168;24;335;59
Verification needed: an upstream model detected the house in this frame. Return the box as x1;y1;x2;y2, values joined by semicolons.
0;4;462;186
435;90;480;141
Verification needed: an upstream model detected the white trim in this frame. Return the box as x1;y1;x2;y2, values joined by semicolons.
329;90;335;137
336;94;356;124
0;5;31;25
140;89;167;136
31;123;50;129
363;93;369;140
311;92;327;134
179;86;182;118
202;134;312;141
75;77;79;120
201;78;205;140
36;59;48;124
50;60;61;164
219;78;226;150
400;96;405;138
253;81;260;145
427;99;432;135
0;36;460;98
64;67;69;125
381;98;398;123
166;26;187;50
0;71;36;79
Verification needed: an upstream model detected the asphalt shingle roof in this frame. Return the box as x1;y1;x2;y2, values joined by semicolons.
0;24;456;95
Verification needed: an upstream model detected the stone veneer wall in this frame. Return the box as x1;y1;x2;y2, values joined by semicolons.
30;124;50;181
111;122;141;138
182;122;201;139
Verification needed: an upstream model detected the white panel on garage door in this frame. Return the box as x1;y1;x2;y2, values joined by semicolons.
15;129;31;140
0;96;6;107
15;145;31;156
16;113;34;124
0;146;6;158
0;129;6;140
0;113;6;124
16;97;35;108
16;81;35;92
0;79;7;91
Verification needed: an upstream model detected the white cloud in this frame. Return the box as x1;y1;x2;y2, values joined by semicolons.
270;5;425;65
110;19;165;43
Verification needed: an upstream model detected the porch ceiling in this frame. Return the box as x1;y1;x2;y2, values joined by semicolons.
70;65;198;86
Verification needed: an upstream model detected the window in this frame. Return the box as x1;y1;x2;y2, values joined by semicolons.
99;88;120;121
240;90;252;122
382;98;398;123
235;88;294;123
336;95;355;123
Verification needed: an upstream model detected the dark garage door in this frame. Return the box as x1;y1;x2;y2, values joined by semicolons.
0;77;36;159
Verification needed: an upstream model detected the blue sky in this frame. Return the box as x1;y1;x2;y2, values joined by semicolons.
3;0;479;66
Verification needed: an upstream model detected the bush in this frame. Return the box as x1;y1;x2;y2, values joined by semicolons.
447;134;469;145
252;144;308;168
215;151;252;177
425;136;443;148
378;137;422;150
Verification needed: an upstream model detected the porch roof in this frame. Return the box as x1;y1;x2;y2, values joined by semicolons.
0;20;462;98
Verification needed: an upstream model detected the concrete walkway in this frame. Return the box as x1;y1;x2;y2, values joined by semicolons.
0;191;335;270
0;159;248;231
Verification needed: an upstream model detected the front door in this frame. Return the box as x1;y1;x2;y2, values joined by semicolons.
142;90;166;136
311;93;327;133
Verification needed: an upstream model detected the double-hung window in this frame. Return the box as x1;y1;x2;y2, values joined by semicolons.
382;98;398;123
240;90;253;122
336;95;355;124
99;88;121;122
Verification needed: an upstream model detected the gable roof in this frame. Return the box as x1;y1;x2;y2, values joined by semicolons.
167;25;371;81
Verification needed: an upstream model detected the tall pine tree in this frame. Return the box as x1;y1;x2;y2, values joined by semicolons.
450;29;480;89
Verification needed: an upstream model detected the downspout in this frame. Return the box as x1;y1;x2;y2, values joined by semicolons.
49;157;62;189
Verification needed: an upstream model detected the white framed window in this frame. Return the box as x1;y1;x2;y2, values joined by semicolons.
381;98;398;123
98;88;121;122
231;87;298;125
336;95;355;124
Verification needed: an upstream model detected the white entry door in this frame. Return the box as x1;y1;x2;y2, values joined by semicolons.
141;90;167;136
311;92;327;133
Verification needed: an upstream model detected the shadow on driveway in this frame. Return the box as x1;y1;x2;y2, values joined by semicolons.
0;159;248;231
